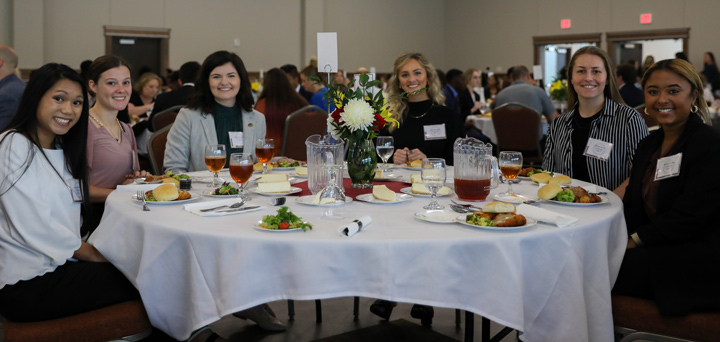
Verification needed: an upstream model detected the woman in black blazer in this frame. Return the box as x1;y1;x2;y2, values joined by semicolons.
614;58;720;315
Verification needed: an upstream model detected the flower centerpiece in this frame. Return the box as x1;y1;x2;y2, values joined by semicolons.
310;73;398;188
549;79;568;113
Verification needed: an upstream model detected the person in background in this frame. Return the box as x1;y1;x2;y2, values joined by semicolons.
280;64;313;102
701;51;719;86
148;61;200;132
700;74;714;105
675;52;689;62
0;63;150;334
543;46;648;191
165;70;181;92
459;68;483;115
255;67;308;155
300;60;335;113
442;69;462;117
484;73;501;101
614;58;720;317
616;64;645;108
127;72;161;123
640;55;655;78
0;45;26;130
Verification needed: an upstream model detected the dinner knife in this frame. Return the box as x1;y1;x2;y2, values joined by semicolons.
216;205;261;213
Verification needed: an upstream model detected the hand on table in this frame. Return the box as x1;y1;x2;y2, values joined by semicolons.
393;148;427;164
122;170;152;185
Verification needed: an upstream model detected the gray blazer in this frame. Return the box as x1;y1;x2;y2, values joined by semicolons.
163;107;266;173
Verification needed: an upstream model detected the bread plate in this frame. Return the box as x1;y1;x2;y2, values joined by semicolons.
134;177;163;184
400;186;453;197
252;187;302;196
202;189;241;198
254;221;304;232
413;210;458;223
295;195;353;206
455;215;536;231
355;193;412;204
133;191;201;205
540;196;609;206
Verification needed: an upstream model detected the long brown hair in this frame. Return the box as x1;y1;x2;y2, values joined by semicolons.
566;46;624;109
641;59;711;125
257;68;308;144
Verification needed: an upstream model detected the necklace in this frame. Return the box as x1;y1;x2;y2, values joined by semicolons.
408;103;434;119
89;109;123;143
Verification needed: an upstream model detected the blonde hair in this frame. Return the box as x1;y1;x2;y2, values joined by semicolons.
641;59;711;125
387;52;445;131
464;68;480;88
133;72;162;94
566;46;624;109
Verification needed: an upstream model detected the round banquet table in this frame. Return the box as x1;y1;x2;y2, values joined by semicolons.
89;167;627;341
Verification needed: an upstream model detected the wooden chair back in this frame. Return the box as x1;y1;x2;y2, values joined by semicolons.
151;105;183;132
147;124;172;175
492;102;543;165
281;105;329;160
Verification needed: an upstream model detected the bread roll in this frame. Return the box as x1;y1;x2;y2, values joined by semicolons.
407;160;422;168
537;184;563;200
530;173;552;184
153;183;179;201
481;201;516;213
548;175;571;185
162;177;180;187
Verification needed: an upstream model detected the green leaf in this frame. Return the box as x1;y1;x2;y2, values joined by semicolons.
366;80;381;88
360;73;369;84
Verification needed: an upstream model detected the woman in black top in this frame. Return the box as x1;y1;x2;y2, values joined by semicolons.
384;52;461;166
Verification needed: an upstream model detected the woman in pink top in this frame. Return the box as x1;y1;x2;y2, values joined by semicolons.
86;56;149;230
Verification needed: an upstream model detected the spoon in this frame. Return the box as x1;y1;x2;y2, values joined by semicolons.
270;197;286;206
200;200;245;212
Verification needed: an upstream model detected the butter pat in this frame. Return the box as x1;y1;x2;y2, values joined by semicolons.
257;181;291;193
311;193;337;204
295;167;308;176
372;185;396;201
256;174;288;183
411;183;451;195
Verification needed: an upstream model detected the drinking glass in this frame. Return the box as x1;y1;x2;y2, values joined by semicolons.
255;139;275;174
229;153;253;200
421;158;446;210
204;144;226;188
375;136;394;172
499;151;523;195
318;165;346;220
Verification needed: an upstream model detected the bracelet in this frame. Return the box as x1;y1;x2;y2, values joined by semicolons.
630;233;643;247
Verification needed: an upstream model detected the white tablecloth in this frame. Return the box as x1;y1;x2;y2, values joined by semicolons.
469;116;549;144
89;168;627;341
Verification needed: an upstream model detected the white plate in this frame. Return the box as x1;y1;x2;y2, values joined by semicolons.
414;210;458;223
404;166;422;171
134;191;201;205
295;195;353;206
355;193;413;204
541;196;609;206
289;172;307;178
374;173;402;181
253;187;302;196
400;187;453;197
254;221;304;232
456;215;537;231
273;166;300;171
134;177;162;184
493;194;533;204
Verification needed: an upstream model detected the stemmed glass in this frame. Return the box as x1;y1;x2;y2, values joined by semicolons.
318;164;346;220
255;139;275;174
375;136;394;172
204;144;226;188
229;153;253;200
499;151;522;195
421;158;446;210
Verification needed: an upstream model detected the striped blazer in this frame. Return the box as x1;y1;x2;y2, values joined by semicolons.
542;98;648;190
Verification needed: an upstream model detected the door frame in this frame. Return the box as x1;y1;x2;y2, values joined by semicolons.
605;28;690;64
532;33;602;66
104;25;171;77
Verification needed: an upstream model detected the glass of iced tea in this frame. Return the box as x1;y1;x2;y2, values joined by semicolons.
229;153;253;200
255;139;275;174
204;144;226;187
499;151;522;195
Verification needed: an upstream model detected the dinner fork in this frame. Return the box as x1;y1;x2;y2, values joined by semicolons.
137;190;150;211
448;204;474;214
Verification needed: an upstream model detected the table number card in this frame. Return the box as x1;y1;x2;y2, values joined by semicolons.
317;32;338;74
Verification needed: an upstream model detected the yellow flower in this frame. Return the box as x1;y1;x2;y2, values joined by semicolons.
379;98;398;128
333;92;346;108
251;82;260;92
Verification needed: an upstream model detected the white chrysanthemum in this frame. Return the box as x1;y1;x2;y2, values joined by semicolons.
340;99;374;132
327;116;342;140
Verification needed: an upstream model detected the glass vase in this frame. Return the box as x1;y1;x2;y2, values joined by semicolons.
346;137;377;189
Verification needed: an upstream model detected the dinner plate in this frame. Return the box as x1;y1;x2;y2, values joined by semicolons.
400;186;453;197
254;221;304;232
253;187;302;196
273;166;301;171
404;166;422;171
202;189;241;198
289;172;307;178
493;194;533;204
374;173;402;181
541;196;609;206
455;215;537;231
355;193;413;204
413;210;458;223
133;191;201;205
134;177;162;184
295;195;353;206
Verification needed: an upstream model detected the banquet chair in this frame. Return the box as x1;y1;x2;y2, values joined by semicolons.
146;124;172;175
281;105;328;160
0;300;151;342
151;105;183;132
612;295;720;342
634;104;659;129
492;102;543;165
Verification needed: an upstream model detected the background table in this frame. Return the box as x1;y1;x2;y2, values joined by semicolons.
89;168;627;341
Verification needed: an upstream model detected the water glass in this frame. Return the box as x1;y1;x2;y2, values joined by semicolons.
421;158;446;210
375;136;394;172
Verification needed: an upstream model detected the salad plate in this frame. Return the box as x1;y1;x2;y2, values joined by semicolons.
355;193;412;204
541;196;609;206
133;191;201;205
254;221;304;232
455;215;536;231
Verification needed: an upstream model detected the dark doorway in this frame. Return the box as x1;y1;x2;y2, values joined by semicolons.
618;43;642;66
112;37;161;80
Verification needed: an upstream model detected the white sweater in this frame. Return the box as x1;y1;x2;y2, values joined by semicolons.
0;132;82;289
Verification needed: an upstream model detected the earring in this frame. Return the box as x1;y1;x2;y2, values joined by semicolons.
691;105;698;113
644;108;649;115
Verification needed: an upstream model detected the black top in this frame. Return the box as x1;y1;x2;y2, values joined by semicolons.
117;92;150;136
214;103;244;167
383;100;461;165
149;85;195;131
570;109;601;183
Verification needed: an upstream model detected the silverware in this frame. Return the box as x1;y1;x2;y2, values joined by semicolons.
448;203;474;213
216;205;260;213
200;200;245;212
270;197;286;206
137;190;150;211
451;200;482;211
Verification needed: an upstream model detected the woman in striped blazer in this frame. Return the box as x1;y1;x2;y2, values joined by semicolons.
543;46;648;190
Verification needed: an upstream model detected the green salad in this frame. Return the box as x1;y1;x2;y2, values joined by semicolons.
260;206;312;231
554;189;575;202
212;182;239;195
165;170;191;180
276;158;301;168
466;214;495;227
527;169;554;177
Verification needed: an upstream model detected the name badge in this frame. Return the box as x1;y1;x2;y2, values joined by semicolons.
423;124;446;141
69;179;83;202
583;138;613;161
229;132;244;148
654;153;682;181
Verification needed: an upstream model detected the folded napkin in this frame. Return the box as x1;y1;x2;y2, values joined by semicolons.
183;199;264;217
115;183;162;192
517;204;578;227
338;216;372;237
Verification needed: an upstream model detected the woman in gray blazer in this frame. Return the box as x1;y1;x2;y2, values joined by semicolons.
164;51;266;174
